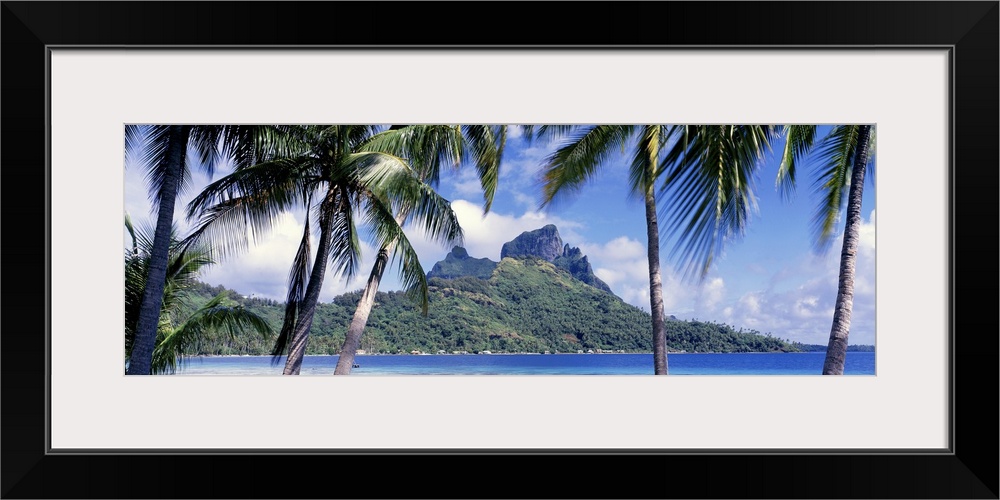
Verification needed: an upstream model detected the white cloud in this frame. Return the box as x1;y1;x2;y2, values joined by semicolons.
581;236;647;262
618;284;651;310
452;179;483;197
198;211;377;302
513;192;539;209
571;235;702;315
500;145;548;182
131;153;877;348
699;218;877;345
437;199;584;261
697;277;726;312
447;167;484;198
493;139;553;211
594;267;625;286
739;292;763;315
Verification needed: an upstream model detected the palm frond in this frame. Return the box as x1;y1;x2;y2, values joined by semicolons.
124;213;146;359
362;125;463;185
321;184;363;282
627;125;667;196
124;212;139;256
393;233;432;315
126;125;168;173
865;126;877;186
270;193;313;363
345;125;388;151
522;125;576;145
132;125;178;209
161;245;214;305
124;215;214;364
183;157;316;259
152;293;274;374
345;151;464;248
539;125;636;208
359;194;433;315
660;125;777;280
811;125;860;251
125;125;154;171
219;125;311;172
775;125;817;200
460;125;506;212
188;126;225;178
405;181;464;248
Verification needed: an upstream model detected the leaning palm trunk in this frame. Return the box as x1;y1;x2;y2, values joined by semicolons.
282;194;338;375
645;187;669;375
334;209;408;376
334;244;392;375
128;125;190;375
822;125;871;375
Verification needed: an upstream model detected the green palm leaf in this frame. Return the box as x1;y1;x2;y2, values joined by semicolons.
360;193;433;313
183;156;317;259
775;125;817;200
660;125;777;280
811;125;860;250
270;191;314;362
539;125;637;208
321;183;363;283
460;125;506;212
345;150;464;248
181;124;504;375
128;125;177;208
125;215;273;371
152;293;273;375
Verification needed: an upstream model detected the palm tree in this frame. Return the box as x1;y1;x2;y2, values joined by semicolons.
534;125;777;374
125;214;272;374
184;125;469;375
775;125;875;374
124;125;270;375
332;125;507;375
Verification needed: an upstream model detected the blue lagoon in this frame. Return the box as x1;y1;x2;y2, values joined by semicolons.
174;352;876;376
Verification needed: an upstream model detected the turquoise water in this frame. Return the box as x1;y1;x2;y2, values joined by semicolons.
173;352;875;375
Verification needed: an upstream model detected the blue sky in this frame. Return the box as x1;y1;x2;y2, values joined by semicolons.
125;125;876;346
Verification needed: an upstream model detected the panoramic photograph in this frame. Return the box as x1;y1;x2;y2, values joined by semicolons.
124;124;875;376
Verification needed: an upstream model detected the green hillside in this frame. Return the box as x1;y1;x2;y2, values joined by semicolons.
172;257;801;356
426;246;497;279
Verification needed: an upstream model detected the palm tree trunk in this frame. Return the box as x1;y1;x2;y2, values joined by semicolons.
822;125;871;375
127;125;189;375
645;186;669;375
334;243;391;375
642;127;669;375
282;193;338;375
335;195;413;375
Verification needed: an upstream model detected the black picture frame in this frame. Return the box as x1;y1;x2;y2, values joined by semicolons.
3;2;997;498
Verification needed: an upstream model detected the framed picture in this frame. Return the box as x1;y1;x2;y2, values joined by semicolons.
4;2;996;498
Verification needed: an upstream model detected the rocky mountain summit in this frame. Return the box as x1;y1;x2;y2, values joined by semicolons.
500;224;565;262
426;246;497;280
429;224;613;294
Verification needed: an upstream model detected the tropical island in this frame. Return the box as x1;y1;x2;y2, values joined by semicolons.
164;225;869;357
124;124;875;375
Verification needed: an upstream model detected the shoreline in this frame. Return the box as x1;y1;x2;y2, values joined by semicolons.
187;350;857;358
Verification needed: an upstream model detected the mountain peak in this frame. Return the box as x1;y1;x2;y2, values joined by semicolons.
501;225;613;294
500;224;564;262
427;246;497;280
428;226;612;294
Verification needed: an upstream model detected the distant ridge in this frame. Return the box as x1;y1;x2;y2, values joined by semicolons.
431;225;612;294
427;246;497;280
174;225;805;355
178;275;802;355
